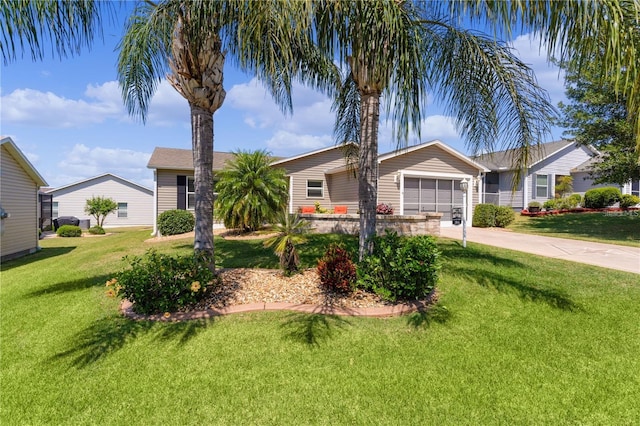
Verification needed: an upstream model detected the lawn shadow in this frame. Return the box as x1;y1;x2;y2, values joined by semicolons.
406;303;453;329
0;246;76;271
440;241;527;268
455;267;582;312
25;274;112;298
51;315;214;368
281;308;352;347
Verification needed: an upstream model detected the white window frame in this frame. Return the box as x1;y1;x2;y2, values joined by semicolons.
306;180;324;198
535;174;548;198
117;202;128;218
187;177;195;210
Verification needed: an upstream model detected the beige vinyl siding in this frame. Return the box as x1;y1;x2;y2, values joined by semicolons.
157;169;193;216
378;145;480;211
327;170;358;213
49;175;153;227
279;148;351;213
1;145;39;260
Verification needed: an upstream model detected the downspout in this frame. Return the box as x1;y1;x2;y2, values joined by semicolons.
151;169;158;236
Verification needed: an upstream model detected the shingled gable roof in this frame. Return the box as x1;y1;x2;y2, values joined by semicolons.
43;173;152;194
472;140;576;171
146;147;236;171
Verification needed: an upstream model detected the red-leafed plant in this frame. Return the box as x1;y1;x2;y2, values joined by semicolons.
317;244;357;293
376;203;394;215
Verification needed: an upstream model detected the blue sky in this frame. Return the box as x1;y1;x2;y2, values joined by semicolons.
1;6;568;189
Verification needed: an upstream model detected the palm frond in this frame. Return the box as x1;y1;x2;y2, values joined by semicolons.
0;0;110;65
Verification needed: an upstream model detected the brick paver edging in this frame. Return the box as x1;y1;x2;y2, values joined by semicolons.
120;299;431;321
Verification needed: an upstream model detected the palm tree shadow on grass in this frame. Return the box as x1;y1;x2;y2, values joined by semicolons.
406;303;453;329
281;307;353;347
455;267;582;312
51;316;214;368
26;274;112;298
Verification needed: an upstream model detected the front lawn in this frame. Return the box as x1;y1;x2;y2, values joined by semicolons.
2;229;639;424
508;210;640;247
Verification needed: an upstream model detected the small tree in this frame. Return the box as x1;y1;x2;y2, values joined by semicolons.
85;196;118;227
555;176;574;198
263;212;311;276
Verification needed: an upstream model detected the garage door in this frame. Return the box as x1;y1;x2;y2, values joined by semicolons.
403;177;463;221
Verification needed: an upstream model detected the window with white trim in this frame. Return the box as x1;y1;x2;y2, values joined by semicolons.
536;174;548;198
118;202;128;218
307;180;323;198
52;202;59;219
632;180;639;197
187;177;195;209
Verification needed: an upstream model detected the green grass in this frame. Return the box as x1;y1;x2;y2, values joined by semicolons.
508;211;640;247
2;229;640;424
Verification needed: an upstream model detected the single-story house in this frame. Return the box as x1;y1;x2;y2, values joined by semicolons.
571;156;639;196
272;140;489;226
147;147;236;235
148;140;489;229
43;173;154;228
472;139;634;209
1;137;48;262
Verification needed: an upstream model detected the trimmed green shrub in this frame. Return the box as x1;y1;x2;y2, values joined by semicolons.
620;194;640;209
317;244;357;293
56;225;82;237
543;199;560;210
583;187;622;209
472;204;497;227
495;206;516;227
157;209;195;236
357;231;440;302
88;225;105;235
114;250;219;315
568;193;582;208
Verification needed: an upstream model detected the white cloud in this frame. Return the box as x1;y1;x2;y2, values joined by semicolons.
265;131;332;156
227;78;334;135
509;33;566;106
53;144;152;188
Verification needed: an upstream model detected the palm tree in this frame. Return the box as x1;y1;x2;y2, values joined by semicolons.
314;2;554;259
313;1;640;260
117;1;338;271
263;211;311;276
214;150;289;232
0;0;109;65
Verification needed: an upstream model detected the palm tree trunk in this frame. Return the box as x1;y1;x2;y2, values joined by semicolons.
358;91;380;261
191;103;215;271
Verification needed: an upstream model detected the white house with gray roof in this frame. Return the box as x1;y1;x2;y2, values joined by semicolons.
43;173;153;228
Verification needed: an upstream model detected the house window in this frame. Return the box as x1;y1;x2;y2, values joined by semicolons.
536;174;548;198
632;180;639;197
307;180;323;198
187;177;195;209
118;203;128;218
52;202;59;219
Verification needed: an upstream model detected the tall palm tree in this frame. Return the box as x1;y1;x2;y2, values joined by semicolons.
313;0;640;260
314;2;554;259
215;150;289;232
117;1;338;270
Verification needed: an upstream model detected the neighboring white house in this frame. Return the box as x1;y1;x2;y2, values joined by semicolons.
1;137;48;262
472;140;631;209
43;173;153;228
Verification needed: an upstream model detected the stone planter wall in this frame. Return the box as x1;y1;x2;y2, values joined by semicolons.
300;213;442;236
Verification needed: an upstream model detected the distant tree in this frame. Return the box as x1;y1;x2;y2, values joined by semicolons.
557;59;640;186
85;196;118;227
214;150;289;232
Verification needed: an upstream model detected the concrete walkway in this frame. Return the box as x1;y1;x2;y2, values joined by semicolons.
439;226;640;275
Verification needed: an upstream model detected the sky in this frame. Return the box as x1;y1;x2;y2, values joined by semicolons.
0;6;568;190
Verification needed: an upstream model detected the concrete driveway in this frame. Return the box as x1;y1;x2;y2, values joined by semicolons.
439;226;640;275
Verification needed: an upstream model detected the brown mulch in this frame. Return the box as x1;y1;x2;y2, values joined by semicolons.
188;268;399;311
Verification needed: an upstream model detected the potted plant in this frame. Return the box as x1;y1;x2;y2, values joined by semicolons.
527;201;541;213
